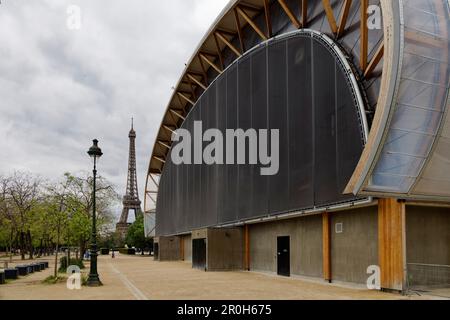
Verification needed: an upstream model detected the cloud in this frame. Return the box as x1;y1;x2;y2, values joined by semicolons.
0;0;229;221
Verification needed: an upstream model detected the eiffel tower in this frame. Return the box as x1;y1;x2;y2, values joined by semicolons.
116;118;143;237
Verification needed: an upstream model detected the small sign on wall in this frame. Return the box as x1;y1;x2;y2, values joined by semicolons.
335;223;344;234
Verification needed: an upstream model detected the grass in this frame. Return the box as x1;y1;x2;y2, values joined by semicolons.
42;275;67;285
81;274;89;286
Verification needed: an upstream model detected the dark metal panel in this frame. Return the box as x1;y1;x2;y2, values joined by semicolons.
287;36;314;210
268;40;289;215
193;100;202;228
313;38;338;206
206;82;218;226
216;75;227;225
186;116;195;231
156;33;366;236
238;55;254;219
251;47;269;217
336;61;365;202
224;64;238;223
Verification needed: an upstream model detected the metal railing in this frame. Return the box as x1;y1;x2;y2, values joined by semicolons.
407;263;450;289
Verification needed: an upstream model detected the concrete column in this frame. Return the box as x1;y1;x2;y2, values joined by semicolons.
378;198;406;292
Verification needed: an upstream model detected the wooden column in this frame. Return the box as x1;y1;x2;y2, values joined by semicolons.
378;199;406;292
322;212;332;282
244;225;250;271
180;236;185;261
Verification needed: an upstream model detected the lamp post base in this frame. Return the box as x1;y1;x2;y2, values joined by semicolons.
86;274;102;287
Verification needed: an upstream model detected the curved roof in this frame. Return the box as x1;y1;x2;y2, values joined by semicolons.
147;0;268;175
146;0;387;176
144;0;390;215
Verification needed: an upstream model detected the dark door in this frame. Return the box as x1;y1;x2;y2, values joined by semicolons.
277;236;290;277
153;243;159;260
192;239;207;270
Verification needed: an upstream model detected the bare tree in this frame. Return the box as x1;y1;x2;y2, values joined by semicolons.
7;172;42;260
0;175;15;262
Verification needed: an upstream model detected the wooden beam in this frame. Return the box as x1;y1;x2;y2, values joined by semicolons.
238;2;261;12
180;236;185;261
405;30;447;49
186;76;197;101
213;33;224;70
322;212;332;283
263;0;273;38
360;0;369;70
233;8;246;53
301;0;308;27
176;93;187;113
187;73;207;90
236;6;268;41
244;225;250;271
278;0;301;29
170;109;186;121
199;52;222;74
199;49;221;58
158;140;171;149
216;31;242;57
215;27;237;37
177;92;195;105
322;0;338;34
167;107;179;126
378;199;406;292
364;43;384;78
163;125;177;135
154;156;166;164
337;0;352;38
197;54;209;86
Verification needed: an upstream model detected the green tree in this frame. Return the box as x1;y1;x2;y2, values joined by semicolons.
63;172;118;257
125;215;152;254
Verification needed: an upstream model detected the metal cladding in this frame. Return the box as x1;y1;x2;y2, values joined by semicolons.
156;32;368;236
146;0;450;237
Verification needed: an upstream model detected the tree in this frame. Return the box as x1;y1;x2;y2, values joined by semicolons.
7;172;42;260
0;171;119;266
125;215;152;254
0;175;15;261
64;172;118;257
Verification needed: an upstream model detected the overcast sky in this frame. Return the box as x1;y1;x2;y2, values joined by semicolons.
0;0;229;220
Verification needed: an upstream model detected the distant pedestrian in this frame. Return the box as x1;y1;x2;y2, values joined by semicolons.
112;251;115;259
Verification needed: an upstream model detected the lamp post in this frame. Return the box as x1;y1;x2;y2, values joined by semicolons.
87;139;103;287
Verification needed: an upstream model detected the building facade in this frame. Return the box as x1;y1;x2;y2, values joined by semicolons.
145;0;450;293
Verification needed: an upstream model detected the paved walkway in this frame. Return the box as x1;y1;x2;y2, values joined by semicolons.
0;254;447;300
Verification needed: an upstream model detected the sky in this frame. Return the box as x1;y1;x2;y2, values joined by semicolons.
0;0;229;221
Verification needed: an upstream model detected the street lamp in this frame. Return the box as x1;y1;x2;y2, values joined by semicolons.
87;139;103;287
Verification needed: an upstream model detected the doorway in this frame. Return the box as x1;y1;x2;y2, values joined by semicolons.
153;243;159;260
277;236;290;277
192;239;207;270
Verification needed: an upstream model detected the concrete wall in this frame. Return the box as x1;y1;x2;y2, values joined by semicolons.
406;205;450;266
207;228;243;271
182;234;192;262
406;205;450;287
330;206;378;284
192;229;208;240
155;236;181;261
249;215;323;278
